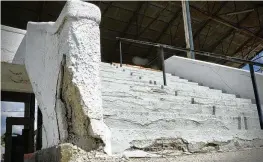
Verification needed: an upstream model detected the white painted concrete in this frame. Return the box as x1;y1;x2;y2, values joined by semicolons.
2;1;263;157
24;0;111;154
165;56;263;104
26;22;61;148
100;63;263;155
1;25;26;64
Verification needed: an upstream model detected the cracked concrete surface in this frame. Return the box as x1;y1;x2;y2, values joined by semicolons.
100;63;263;156
20;0;263;158
25;143;263;162
25;0;111;154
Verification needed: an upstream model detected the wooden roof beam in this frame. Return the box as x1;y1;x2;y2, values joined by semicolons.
218;28;263;65
144;8;182;62
190;5;263;42
207;12;253;52
193;1;228;40
119;1;145;37
124;3;169;50
233;29;262;57
102;2;113;16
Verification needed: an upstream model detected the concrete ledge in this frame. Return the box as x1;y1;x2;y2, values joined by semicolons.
25;143;108;162
127;148;263;162
165;56;263;104
25;143;263;162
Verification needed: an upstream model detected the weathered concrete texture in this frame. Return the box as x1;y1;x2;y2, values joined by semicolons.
165;55;263;104
100;63;263;156
25;143;113;162
26;22;60;147
25;0;110;154
127;148;263;162
59;9;111;154
25;143;263;162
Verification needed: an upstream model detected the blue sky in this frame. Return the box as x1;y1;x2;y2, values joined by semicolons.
1;101;37;153
1;102;25;135
1;101;38;135
242;52;263;73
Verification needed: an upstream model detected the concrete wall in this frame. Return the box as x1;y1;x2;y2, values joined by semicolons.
1;25;26;64
1;25;33;93
165;56;263;104
24;0;111;154
1;62;33;93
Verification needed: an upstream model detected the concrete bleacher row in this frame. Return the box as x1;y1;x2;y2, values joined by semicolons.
100;62;263;156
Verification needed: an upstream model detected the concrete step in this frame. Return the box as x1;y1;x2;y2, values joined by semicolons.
100;63;165;76
104;110;260;130
102;93;256;111
103;102;258;117
109;128;263;154
101;76;221;93
100;70;194;85
100;63;196;84
101;63;251;99
101;78;211;93
100;65;166;76
101;85;252;106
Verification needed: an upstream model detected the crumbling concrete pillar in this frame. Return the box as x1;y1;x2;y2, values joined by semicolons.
25;0;111;154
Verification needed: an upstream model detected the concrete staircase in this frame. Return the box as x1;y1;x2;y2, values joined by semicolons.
100;62;263;157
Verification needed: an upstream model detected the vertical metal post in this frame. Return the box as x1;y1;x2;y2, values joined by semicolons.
36;106;43;150
160;46;167;86
182;0;195;59
119;40;123;67
5;118;12;162
28;94;35;152
249;64;263;129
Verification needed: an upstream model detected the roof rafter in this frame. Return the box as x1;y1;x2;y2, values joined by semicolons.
207;12;253;52
119;1;145;37
193;1;228;40
234;29;262;57
237;46;263;68
125;3;170;51
110;1;146;61
102;2;113;16
190;5;263;42
219;28;263;65
144;9;182;61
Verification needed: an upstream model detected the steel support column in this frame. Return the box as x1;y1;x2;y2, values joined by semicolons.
119;40;123;67
36;107;43;150
159;46;167;86
182;0;195;59
249;64;263;129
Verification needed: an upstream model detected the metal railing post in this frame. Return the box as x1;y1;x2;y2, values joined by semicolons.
160;46;167;86
119;40;123;67
249;64;263;129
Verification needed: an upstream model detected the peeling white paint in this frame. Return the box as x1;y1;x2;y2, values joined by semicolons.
24;0;111;154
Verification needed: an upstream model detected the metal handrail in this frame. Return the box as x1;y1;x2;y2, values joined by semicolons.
116;37;263;67
116;37;263;129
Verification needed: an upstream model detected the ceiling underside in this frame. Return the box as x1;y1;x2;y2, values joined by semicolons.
2;1;263;68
